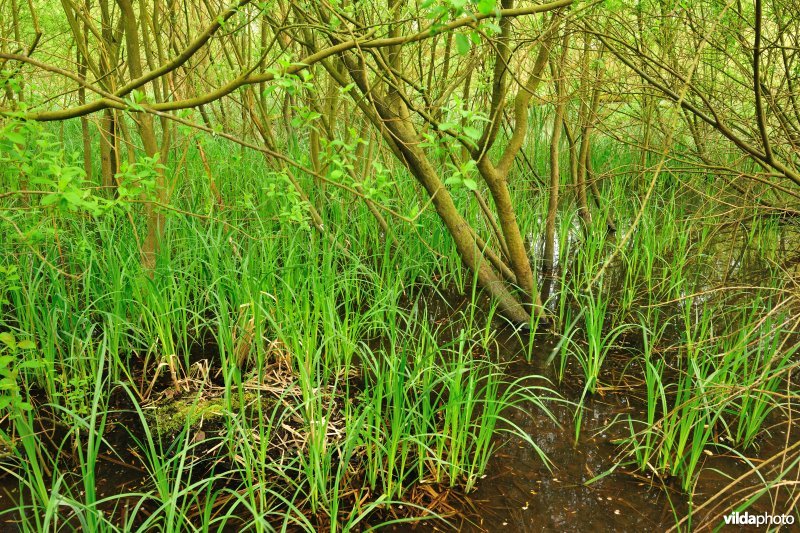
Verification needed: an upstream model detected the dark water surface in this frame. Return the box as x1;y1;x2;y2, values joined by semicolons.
2;226;799;531
405;291;800;532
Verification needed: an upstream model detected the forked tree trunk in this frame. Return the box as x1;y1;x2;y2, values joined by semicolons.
332;49;534;322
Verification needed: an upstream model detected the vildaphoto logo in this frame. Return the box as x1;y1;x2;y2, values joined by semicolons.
723;511;795;527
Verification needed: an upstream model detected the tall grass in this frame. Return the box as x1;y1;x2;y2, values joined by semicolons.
1;119;797;530
0;122;563;530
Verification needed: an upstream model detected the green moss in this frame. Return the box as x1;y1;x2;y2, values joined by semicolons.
148;390;262;436
0;432;14;459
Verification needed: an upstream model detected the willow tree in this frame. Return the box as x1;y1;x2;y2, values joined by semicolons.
6;0;796;323
594;0;800;214
1;0;574;325
297;0;572;323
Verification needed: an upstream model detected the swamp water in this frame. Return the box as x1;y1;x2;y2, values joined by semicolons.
1;227;798;532
430;331;799;532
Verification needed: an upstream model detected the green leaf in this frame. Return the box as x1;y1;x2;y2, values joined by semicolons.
16;340;35;350
40;194;60;207
463;126;482;140
455;33;471;56
0;332;14;348
63;191;82;205
482;20;502;34
126;93;145;112
463;178;478;190
477;0;495;15
4;131;25;145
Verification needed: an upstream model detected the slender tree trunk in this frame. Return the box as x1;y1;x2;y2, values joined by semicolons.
99;110;118;192
76;2;93;182
575;33;593;227
544;30;570;272
117;0;167;271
